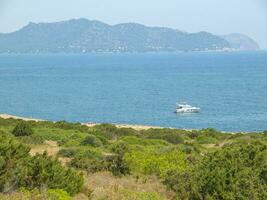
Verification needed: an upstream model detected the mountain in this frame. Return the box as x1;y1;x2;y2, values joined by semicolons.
0;19;259;53
222;33;260;50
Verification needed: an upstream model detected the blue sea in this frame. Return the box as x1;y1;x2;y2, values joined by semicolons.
0;51;267;132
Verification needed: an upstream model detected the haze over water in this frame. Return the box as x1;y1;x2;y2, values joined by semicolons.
0;51;267;132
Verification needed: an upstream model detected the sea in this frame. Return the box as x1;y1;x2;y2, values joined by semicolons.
0;51;267;132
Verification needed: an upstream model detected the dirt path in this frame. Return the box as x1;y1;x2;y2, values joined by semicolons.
30;140;71;166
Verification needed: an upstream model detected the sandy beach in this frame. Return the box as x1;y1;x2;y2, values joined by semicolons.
0;113;164;131
0;113;44;122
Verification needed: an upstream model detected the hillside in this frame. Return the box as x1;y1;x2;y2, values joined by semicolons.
223;33;260;50
0;18;252;53
0;117;266;199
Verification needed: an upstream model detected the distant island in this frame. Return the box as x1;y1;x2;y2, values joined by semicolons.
0;18;260;53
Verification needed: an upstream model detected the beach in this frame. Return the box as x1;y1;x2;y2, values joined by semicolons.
0;113;164;131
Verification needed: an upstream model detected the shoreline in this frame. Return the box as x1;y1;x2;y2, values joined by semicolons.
0;113;166;131
0;113;255;133
0;113;44;122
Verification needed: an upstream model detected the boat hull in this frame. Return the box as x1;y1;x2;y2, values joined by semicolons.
175;108;200;113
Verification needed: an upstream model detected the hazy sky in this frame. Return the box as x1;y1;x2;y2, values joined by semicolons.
1;0;267;48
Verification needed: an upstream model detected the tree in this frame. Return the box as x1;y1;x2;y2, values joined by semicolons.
12;121;34;136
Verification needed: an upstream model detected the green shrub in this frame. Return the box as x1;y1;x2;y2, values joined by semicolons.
164;143;267;200
71;155;105;172
47;189;71;200
105;154;130;176
93;124;118;140
125;148;187;177
199;128;218;137
12;121;34;136
163;170;196;200
87;129;109;144
195;143;267;199
144;129;184;144
115;127;139;137
28;153;83;196
0;134;83;196
105;142;130;176
81;134;102;147
195;135;217;144
70;148;104;172
110;142;130;155
228;132;245;139
93;124;139;140
0;133;31;192
58;132;86;147
54;121;88;132
173;143;201;154
58;148;77;158
121;136;169;146
18;134;44;145
0;188;46;200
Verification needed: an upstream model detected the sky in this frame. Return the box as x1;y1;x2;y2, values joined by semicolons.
0;0;267;48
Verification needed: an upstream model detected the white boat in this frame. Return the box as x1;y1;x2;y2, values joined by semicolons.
175;102;200;113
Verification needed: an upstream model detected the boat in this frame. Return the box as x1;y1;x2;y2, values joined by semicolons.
175;102;200;113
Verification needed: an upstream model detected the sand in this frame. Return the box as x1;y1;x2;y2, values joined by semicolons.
0;113;43;122
0;113;164;131
82;122;164;130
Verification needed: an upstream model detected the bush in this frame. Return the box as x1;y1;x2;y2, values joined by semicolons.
70;148;104;172
28;153;84;196
81;134;102;147
0;134;83;196
125;148;187;177
105;154;130;176
164;143;267;200
18;134;44;145
144;129;184;144
195;135;217;144
0;133;31;192
110;142;130;155
196;143;267;199
121;136;169;146
163;170;196;200
105;142;131;176
87;129;109;145
93;124;118;139
71;155;105;172
58;148;77;158
0;188;45;200
47;189;72;200
93;124;139;140
12;121;34;136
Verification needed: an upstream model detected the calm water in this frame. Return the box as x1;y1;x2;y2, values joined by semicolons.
0;51;267;132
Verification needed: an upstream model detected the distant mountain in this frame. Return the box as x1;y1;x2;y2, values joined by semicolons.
222;33;260;50
0;19;259;53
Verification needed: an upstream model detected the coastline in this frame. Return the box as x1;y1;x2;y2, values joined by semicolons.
0;113;252;133
0;113;165;131
0;113;43;122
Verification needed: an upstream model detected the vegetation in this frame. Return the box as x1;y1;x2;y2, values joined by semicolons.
12;121;34;136
0;131;83;196
0;117;267;199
